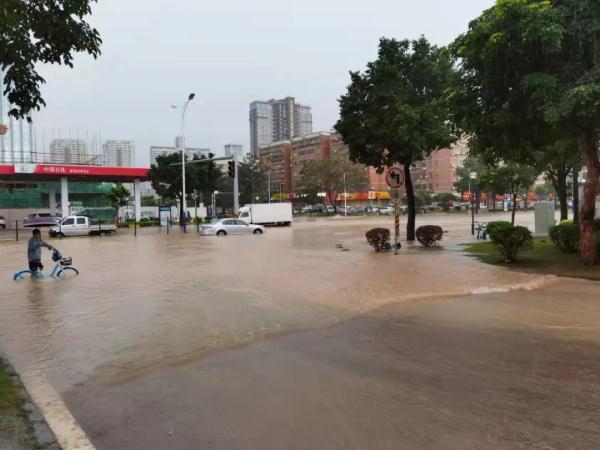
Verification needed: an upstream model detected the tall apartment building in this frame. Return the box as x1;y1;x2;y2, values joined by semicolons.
224;144;244;158
150;146;210;166
49;139;89;165
259;132;330;195
0;71;34;164
290;132;331;191
259;141;292;194
424;140;468;193
103;140;135;167
249;97;312;156
331;132;427;192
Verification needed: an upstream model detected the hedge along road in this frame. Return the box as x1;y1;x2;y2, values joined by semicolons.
2;212;596;449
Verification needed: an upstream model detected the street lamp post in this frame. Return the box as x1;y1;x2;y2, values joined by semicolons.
343;171;347;217
470;172;477;236
171;92;195;229
212;190;218;217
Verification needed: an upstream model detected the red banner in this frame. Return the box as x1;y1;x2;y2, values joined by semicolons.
32;164;149;177
0;165;15;175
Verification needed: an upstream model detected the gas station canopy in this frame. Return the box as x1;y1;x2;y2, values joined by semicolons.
0;163;149;183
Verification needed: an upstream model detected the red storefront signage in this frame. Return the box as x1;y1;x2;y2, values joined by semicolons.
0;164;148;178
32;164;149;177
0;165;15;175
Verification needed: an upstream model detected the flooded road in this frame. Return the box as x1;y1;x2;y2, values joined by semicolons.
0;214;545;392
1;213;598;449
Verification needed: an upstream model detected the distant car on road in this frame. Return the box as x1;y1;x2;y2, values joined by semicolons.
23;213;61;228
0;215;5;229
200;219;265;236
49;215;117;237
377;206;394;215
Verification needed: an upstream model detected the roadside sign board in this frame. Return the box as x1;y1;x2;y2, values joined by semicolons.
386;167;404;189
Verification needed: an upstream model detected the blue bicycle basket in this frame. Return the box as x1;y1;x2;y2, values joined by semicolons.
51;250;63;262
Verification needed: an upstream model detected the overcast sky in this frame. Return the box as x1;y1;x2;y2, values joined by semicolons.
33;0;494;166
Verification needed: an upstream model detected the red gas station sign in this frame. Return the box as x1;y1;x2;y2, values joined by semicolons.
32;164;148;177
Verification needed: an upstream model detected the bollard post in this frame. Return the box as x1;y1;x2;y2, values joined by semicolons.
15;220;18;242
98;216;101;237
134;219;137;237
196;218;199;233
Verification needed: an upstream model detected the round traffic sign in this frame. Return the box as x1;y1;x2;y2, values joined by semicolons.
386;167;405;189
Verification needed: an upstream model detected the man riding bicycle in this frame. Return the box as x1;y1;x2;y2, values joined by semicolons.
28;229;54;272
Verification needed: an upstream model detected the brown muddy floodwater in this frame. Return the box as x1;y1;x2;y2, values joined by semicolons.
3;213;600;449
0;214;548;394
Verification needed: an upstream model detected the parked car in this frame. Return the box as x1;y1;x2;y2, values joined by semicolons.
23;213;61;228
200;219;265;236
0;216;5;229
377;206;394;215
347;206;368;215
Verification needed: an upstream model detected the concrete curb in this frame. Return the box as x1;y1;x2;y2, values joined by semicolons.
1;354;61;450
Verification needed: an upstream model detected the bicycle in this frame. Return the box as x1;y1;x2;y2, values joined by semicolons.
13;249;80;281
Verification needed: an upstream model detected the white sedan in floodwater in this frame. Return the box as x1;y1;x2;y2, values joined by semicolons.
200;219;265;236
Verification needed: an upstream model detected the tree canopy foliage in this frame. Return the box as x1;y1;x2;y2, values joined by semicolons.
148;153;220;219
452;0;600;263
335;37;456;239
105;184;130;212
1;0;102;119
299;159;368;212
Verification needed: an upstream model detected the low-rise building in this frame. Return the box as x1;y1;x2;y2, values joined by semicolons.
224;144;244;158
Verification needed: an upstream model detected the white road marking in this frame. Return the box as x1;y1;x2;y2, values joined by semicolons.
20;374;95;450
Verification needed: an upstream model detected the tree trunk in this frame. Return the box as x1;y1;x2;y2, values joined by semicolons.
580;135;599;265
511;186;518;225
553;174;569;222
404;164;416;241
573;169;580;225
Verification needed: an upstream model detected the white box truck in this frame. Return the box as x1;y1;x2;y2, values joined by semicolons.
238;203;292;226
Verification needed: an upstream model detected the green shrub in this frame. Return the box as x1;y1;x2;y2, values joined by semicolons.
416;225;443;247
549;221;580;253
485;221;512;241
365;228;391;252
487;222;533;262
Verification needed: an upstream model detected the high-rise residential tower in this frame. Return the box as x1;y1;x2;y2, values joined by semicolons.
249;97;312;157
103;140;135;167
49;139;89;165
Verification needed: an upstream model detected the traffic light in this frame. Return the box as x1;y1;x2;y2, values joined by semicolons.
227;160;235;178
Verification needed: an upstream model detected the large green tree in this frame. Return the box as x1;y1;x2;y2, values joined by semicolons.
105;184;130;225
1;0;101;119
299;159;368;213
483;164;538;225
452;0;600;264
335;37;456;240
148;153;220;222
238;157;267;205
536;140;582;221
